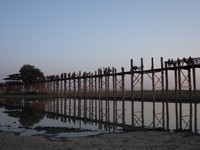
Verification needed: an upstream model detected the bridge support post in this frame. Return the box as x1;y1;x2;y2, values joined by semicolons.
165;61;169;130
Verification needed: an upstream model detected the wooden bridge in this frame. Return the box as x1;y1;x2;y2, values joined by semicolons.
0;56;200;132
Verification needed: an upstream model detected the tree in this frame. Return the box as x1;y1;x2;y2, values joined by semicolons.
19;64;44;84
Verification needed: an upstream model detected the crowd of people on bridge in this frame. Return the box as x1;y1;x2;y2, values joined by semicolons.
166;56;199;67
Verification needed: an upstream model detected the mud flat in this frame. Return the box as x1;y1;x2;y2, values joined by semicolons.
0;131;200;150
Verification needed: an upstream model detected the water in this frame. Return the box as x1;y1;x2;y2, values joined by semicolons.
0;97;199;140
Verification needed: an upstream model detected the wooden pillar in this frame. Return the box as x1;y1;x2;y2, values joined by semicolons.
51;77;54;96
177;59;182;129
101;73;104;121
98;69;103;120
88;73;91;119
84;72;87;118
165;61;169;130
73;72;76;99
63;73;67;116
47;81;50;96
188;67;193;131
61;74;63;97
56;75;59;97
98;70;100;120
161;57;165;129
192;65;197;132
141;58;144;127
112;67;115;123
68;73;72;116
64;73;67;97
130;59;135;126
105;71;108;121
53;77;56;96
121;67;125;124
95;71;98;120
60;74;63;114
107;70;110;122
89;72;93;119
174;63;179;130
46;80;48;96
92;73;95;120
78;71;81;98
73;72;76;117
78;71;81;118
152;57;155;129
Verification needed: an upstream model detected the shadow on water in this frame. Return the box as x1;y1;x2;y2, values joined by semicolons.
4;108;44;127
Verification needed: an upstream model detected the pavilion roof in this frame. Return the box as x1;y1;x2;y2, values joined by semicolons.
4;73;21;81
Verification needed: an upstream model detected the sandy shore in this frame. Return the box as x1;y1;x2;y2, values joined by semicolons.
0;131;200;150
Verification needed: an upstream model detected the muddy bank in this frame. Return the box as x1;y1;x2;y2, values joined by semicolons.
0;131;200;150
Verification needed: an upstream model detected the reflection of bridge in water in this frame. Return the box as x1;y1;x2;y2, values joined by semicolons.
0;97;199;132
1;57;200;132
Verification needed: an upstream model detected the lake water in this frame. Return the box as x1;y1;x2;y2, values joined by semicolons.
0;97;199;140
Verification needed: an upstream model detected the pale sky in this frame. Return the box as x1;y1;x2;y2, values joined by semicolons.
0;0;200;82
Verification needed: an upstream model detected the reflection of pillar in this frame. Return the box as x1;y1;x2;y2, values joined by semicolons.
78;98;81;118
53;98;56;114
64;97;67;116
56;97;59;114
106;101;110;122
60;97;63;115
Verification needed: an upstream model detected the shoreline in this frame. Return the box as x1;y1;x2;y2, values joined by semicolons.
1;94;200;104
0;130;200;150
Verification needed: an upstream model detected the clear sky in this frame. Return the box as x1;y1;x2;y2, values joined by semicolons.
0;0;200;82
